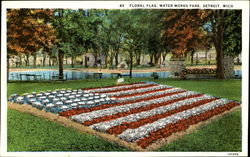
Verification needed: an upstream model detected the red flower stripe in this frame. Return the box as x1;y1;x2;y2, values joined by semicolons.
96;84;158;94
106;98;218;135
114;87;172;99
82;94;203;126
59;90;186;118
82;82;145;91
136;101;240;149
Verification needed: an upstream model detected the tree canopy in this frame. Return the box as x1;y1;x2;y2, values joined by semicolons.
7;9;242;80
7;9;56;56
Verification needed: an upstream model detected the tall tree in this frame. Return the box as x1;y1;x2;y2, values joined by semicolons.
201;9;242;79
162;10;207;59
223;10;242;57
7;9;55;80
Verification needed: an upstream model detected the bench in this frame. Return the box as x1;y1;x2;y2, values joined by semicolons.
111;73;122;78
51;75;66;82
20;74;42;81
151;72;159;79
93;73;103;79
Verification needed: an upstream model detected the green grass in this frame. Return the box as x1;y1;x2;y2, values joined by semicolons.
153;79;241;101
7;79;119;97
157;108;241;152
7;109;129;151
7;78;242;151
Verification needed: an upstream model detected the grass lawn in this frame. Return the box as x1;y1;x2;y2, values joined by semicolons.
7;78;242;152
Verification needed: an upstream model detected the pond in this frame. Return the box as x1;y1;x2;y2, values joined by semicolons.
9;70;242;81
9;70;171;81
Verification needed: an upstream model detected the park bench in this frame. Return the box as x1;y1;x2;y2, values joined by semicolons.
20;74;42;81
93;73;103;79
51;74;66;82
111;73;122;78
151;72;159;79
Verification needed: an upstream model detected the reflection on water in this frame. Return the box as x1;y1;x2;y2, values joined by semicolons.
9;70;171;80
9;70;242;81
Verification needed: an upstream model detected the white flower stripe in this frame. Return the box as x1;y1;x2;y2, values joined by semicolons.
105;85;172;97
118;99;231;142
85;83;152;93
70;91;197;123
116;88;183;102
90;95;214;131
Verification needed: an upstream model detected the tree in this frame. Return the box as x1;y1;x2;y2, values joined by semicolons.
162;9;241;79
7;9;55;80
162;10;207;59
201;9;242;79
223;10;242;57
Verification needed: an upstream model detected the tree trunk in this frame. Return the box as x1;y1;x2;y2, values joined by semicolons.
191;53;194;65
105;54;108;68
49;56;51;66
154;52;161;66
136;52;141;66
81;55;84;67
215;10;225;79
33;53;37;68
58;50;64;80
16;60;18;68
209;53;212;65
85;56;88;68
149;53;154;65
162;52;167;63
65;57;68;65
71;55;74;68
115;52;119;67
94;52;98;67
223;55;234;79
52;58;55;66
110;53;114;67
43;53;46;67
159;53;162;65
195;52;199;65
25;54;30;66
129;52;133;78
16;56;19;68
205;51;208;64
7;55;10;82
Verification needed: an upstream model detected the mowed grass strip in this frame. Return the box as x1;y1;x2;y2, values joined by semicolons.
157;108;241;152
7;109;130;151
7;78;242;151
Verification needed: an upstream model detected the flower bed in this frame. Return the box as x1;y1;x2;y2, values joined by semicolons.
182;68;217;75
84;82;146;92
8;88;117;113
8;82;240;150
180;68;217;79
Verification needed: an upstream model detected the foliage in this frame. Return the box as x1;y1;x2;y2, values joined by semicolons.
162;10;210;58
223;10;242;57
7;9;56;56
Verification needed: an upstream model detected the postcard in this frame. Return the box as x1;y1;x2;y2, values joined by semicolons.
1;1;249;157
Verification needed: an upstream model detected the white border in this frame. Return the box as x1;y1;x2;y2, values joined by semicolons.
1;1;249;157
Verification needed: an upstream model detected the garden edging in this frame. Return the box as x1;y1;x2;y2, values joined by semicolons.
7;102;240;151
